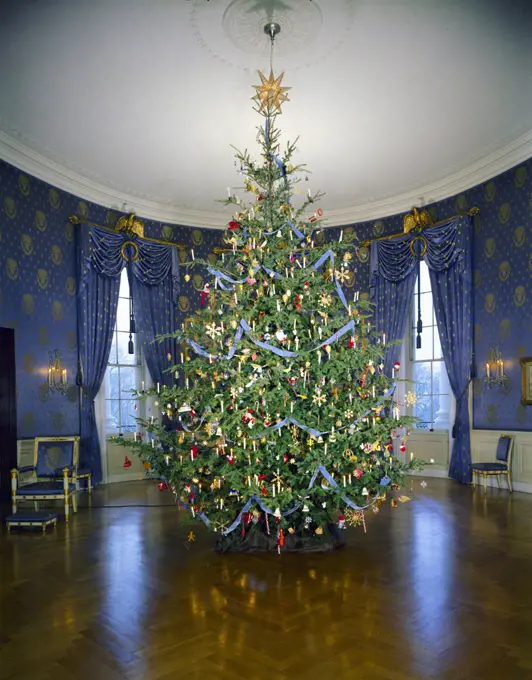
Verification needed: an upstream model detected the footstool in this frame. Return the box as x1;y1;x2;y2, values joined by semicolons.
5;512;58;533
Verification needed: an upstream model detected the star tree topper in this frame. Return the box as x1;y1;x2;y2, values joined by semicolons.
252;70;291;113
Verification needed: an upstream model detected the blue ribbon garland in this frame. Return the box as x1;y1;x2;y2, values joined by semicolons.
174;120;383;536
208;249;347;310
219;464;389;536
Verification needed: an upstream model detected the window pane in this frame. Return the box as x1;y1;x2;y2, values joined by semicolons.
431;393;440;422
119;366;137;398
413;326;433;361
414;396;431;424
433;327;443;360
105;399;121;433
117;332;136;365
419;292;434;331
116;296;131;333
119;267;130;298
432;361;449;395
108;331;118;364
414;362;432;395
105;366;120;400
419;261;431;293
121;400;137;432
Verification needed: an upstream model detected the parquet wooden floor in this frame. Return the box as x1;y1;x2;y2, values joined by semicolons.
1;478;532;680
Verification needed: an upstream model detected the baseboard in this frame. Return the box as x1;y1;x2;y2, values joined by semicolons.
105;472;146;485
471;476;532;494
409;465;532;493
409;466;450;479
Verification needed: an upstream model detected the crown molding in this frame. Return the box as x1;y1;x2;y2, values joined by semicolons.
1;128;531;230
324;128;532;227
0;130;226;229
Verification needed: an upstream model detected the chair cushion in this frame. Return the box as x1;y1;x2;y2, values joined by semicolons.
77;468;91;476
16;482;76;495
6;513;58;523
496;437;511;462
472;462;508;472
36;440;74;477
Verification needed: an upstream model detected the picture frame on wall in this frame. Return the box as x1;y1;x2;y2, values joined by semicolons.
521;357;532;406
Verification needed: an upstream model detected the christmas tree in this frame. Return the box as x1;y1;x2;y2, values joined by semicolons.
118;71;419;552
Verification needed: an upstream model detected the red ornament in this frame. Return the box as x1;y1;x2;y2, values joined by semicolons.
123;456;132;469
283;454;289;463
394;361;401;371
294;294;302;312
257;194;264;201
348;336;356;349
277;528;285;548
261;486;268;496
228;220;241;230
158;481;168;491
242;408;255;424
400;441;406;453
354;467;364;479
226;455;235;464
316;208;324;217
200;283;210;308
191;445;199;460
391;499;399;508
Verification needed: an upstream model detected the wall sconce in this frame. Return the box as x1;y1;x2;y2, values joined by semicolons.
47;349;69;395
484;344;506;389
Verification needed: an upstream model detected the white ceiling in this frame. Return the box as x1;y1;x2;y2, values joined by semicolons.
0;0;531;228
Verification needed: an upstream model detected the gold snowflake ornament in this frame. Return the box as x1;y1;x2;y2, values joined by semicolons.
319;291;332;308
405;391;417;407
205;322;222;339
312;387;327;407
345;509;366;531
334;269;350;284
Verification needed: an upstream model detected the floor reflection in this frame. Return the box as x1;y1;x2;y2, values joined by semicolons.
4;479;532;679
101;510;149;635
410;498;456;659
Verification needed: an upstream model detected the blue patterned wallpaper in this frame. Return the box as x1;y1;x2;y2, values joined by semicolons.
0;159;224;438
0;156;530;437
326;158;532;432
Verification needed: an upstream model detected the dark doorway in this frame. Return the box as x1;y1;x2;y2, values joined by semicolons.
0;328;17;505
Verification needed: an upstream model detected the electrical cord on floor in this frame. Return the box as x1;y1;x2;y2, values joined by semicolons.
80;503;177;508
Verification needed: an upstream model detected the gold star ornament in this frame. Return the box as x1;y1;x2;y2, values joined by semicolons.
252;70;291;113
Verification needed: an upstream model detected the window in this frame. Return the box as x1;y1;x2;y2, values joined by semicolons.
104;269;143;433
410;261;451;429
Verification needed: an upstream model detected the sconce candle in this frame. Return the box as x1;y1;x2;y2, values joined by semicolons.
484;344;507;389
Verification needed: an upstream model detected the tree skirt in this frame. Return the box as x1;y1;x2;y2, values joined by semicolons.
215;523;346;553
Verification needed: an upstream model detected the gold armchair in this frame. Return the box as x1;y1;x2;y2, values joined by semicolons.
11;436;80;520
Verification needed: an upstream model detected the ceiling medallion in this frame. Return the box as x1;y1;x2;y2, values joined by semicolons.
222;0;322;58
190;0;355;71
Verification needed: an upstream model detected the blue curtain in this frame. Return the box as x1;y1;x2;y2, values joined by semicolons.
77;226;180;482
427;219;473;483
370;235;417;375
77;228;123;483
369;217;473;483
129;247;180;387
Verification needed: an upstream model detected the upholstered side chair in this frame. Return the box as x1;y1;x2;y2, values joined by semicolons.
471;434;514;494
